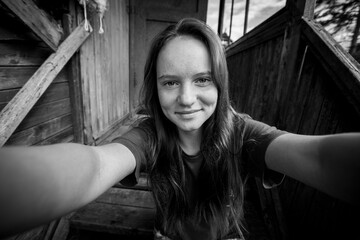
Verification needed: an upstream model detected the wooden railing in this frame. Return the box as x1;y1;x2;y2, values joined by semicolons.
226;0;360;239
301;17;360;116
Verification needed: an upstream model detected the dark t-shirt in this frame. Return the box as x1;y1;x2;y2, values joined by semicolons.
112;113;287;239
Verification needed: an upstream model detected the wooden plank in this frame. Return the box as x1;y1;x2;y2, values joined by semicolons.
286;0;316;20
71;204;155;237
115;0;130;119
0;82;70;105
299;73;345;238
93;15;104;136
5;114;72;146
258;36;286;124
0;10;39;41
273;17;303;127
0;42;51;66
79;16;96;145
99;13;109;132
42;220;60;240
63;13;84;144
283;70;326;238
95;187;154;209
79;0;130;144
226;8;289;57
254;178;287;240
278;43;311;131
230;51;251;112
50;213;75;240
95;113;131;145
301;18;360;117
129;3;146;111
1;225;46;240
98;113;146;146
1;0;63;51
0;67;67;90
0;100;71;132
35;127;74;145
0;21;91;147
71;194;155;237
14;98;71;132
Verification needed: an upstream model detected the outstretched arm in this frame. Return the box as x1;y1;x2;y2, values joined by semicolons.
265;132;360;206
0;142;135;237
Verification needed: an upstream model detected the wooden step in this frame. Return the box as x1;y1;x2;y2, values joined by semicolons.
69;175;155;239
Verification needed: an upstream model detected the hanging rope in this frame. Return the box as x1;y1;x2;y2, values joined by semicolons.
78;0;108;34
94;0;107;34
79;0;93;32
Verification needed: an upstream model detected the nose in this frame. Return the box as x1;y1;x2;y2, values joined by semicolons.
177;83;196;106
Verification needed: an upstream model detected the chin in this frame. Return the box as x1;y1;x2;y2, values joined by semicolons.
177;124;202;133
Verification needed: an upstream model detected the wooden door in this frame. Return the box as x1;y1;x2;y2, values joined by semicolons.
79;0;130;144
129;0;208;110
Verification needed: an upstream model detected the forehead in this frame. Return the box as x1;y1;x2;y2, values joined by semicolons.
156;36;211;76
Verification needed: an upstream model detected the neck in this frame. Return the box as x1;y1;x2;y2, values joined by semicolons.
178;129;202;156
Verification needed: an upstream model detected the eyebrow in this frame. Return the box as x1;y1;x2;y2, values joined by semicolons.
157;71;212;81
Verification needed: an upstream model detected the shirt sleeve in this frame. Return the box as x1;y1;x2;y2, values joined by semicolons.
241;115;287;189
111;126;149;186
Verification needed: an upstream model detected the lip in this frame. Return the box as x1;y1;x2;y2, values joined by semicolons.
175;109;201;115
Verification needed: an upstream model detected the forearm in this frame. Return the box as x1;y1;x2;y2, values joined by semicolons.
316;133;360;205
0;143;100;235
266;133;360;206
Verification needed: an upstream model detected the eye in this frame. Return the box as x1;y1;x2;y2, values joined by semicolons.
195;77;212;86
162;81;179;88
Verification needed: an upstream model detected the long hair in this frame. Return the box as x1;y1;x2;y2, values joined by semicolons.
140;18;246;239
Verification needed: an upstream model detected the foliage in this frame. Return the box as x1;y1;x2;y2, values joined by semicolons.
314;0;360;59
315;0;359;35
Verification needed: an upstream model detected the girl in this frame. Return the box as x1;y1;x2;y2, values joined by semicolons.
0;18;359;240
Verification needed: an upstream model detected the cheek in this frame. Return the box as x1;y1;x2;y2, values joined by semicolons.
157;88;173;110
202;87;218;108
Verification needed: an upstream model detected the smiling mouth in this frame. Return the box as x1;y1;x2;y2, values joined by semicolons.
175;110;201;115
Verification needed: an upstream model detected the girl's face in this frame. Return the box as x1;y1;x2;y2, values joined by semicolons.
156;36;218;135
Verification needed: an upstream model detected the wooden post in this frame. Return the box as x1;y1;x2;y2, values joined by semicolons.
217;0;225;36
63;1;85;144
244;0;250;35
273;0;316;127
258;1;317;239
229;0;234;42
0;21;91;147
286;0;316;19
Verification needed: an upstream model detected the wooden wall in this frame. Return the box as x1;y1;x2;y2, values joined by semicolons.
79;0;130;145
0;0;130;239
226;2;360;240
0;6;74;146
0;2;77;240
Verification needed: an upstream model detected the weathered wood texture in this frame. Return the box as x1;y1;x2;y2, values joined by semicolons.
69;174;156;239
0;2;91;239
0;20;90;147
0;8;75;148
1;0;63;51
226;3;360;240
79;0;130;144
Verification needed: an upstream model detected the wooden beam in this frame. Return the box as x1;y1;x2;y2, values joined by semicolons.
273;1;316;127
1;0;63;51
286;0;316;20
63;10;85;144
302;18;360;116
217;0;225;36
226;8;289;57
0;21;91;147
